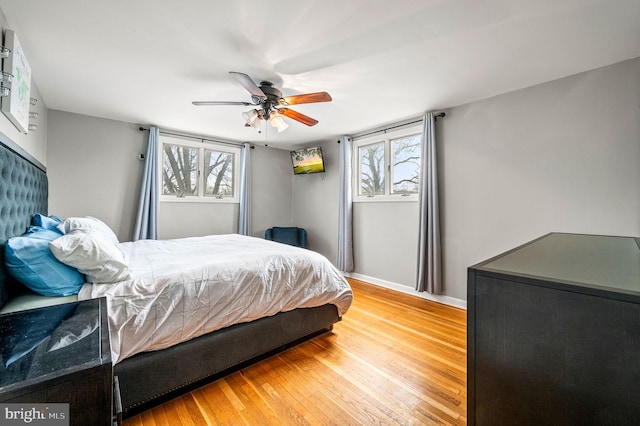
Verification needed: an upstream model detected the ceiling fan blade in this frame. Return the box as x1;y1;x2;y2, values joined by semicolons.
192;101;253;106
278;108;319;126
229;71;267;101
279;92;332;106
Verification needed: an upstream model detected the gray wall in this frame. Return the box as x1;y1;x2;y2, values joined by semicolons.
158;144;294;239
352;201;419;286
46;110;293;242
38;57;640;305
0;10;47;164
440;57;640;300
0;82;47;164
47;111;143;241
291;57;640;303
291;139;422;292
291;140;340;262
250;145;295;237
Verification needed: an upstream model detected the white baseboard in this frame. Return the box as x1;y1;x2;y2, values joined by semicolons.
345;272;467;310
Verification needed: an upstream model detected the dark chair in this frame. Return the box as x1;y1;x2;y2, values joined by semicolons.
264;227;308;249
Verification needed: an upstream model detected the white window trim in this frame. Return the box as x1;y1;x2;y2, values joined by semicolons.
159;135;241;203
353;124;422;203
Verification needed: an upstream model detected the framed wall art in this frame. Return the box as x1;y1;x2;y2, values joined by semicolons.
1;30;31;134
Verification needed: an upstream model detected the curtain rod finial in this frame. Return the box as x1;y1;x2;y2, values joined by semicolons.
434;112;446;121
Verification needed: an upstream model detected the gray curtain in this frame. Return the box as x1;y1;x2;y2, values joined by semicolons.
337;136;354;272
133;126;159;240
416;113;442;294
238;142;251;235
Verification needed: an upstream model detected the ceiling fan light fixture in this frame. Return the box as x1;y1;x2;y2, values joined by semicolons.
194;72;330;130
242;109;261;129
269;114;289;133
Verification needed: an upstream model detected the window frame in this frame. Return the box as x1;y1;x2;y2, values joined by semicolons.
159;135;241;203
353;124;423;202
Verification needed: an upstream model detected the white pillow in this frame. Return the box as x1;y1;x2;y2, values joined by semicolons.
49;230;131;284
57;216;119;244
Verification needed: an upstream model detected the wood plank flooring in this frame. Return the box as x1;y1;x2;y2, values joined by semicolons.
121;278;467;425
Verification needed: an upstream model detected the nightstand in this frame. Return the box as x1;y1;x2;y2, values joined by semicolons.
0;297;115;426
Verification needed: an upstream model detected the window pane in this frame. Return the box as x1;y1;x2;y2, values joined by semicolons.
162;143;198;196
359;142;385;196
204;149;234;197
392;134;421;194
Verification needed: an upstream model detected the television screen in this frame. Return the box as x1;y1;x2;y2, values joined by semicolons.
290;146;325;175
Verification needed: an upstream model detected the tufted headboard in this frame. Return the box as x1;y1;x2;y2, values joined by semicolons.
0;137;48;307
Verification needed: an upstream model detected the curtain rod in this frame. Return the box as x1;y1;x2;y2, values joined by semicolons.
138;126;248;148
351;112;446;140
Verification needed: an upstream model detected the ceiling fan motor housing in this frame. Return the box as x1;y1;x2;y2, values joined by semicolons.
259;82;282;101
257;81;283;119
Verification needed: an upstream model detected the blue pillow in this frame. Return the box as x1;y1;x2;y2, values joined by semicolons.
32;213;63;233
4;227;84;297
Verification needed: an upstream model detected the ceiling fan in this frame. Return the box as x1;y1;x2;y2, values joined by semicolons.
192;72;332;132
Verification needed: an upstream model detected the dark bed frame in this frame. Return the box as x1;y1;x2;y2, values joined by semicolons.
0;137;341;418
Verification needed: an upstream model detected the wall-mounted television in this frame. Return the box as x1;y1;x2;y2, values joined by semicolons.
290;146;325;175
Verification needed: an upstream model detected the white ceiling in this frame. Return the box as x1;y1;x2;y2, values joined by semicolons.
0;0;638;149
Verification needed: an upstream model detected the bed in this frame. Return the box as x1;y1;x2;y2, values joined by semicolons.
0;137;353;418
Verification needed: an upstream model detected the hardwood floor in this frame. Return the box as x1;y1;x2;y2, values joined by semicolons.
121;278;467;425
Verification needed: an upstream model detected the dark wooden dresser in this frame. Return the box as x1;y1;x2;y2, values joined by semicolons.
0;298;114;426
467;233;640;426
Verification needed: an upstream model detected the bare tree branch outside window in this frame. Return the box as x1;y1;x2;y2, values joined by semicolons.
356;131;422;198
161;137;239;201
392;134;421;194
204;149;234;197
359;142;385;196
163;144;198;196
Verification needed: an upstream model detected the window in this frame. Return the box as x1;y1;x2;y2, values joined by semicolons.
203;148;235;197
358;141;385;196
160;135;240;202
391;134;421;194
354;124;422;201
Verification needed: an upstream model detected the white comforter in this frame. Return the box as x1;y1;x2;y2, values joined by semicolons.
78;234;353;363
